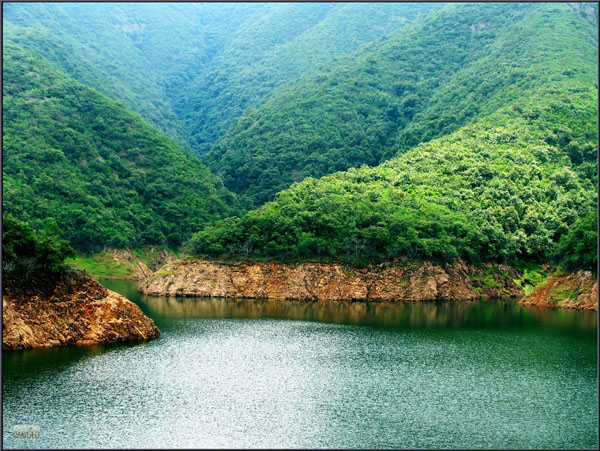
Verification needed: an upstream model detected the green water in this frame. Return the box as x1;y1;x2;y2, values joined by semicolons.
2;280;598;449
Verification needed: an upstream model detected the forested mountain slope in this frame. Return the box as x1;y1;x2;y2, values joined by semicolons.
173;2;441;151
204;2;598;205
3;2;439;153
3;2;257;149
191;82;597;268
2;2;597;270
2;43;238;252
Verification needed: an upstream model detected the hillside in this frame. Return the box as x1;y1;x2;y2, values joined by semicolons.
174;2;441;152
191;84;597;267
203;2;598;205
2;2;257;149
2;2;597;271
2;42;238;252
3;2;439;153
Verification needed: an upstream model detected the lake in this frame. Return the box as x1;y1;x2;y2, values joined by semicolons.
2;280;598;449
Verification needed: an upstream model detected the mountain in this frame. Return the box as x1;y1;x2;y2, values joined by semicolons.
203;2;598;206
2;42;238;252
190;82;597;267
2;2;253;150
190;4;597;268
173;2;442;152
3;2;440;153
2;2;597;270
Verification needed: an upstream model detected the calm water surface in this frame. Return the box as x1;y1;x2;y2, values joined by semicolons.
3;280;598;449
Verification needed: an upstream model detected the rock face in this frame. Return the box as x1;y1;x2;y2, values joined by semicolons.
3;273;160;351
520;270;598;311
139;259;523;302
566;2;598;24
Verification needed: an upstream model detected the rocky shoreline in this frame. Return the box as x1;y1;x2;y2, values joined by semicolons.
519;270;598;311
138;259;524;302
138;259;597;311
2;273;160;351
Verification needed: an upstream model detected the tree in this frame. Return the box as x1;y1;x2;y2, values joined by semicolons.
2;213;75;286
555;211;597;272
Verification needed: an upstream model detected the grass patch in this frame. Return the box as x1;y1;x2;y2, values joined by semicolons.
550;284;579;305
150;264;175;279
67;247;179;279
468;266;502;291
66;251;137;279
511;261;548;295
396;259;421;270
132;247;179;269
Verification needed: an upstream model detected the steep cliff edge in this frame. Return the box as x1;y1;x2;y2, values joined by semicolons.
519;270;598;311
138;259;523;302
3;273;160;350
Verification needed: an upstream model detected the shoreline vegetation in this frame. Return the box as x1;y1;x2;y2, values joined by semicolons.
4;253;594;353
2;212;592;353
1;215;160;351
64;244;597;312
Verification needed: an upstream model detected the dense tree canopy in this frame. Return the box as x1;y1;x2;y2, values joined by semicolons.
3;2;438;153
191;87;597;267
2;43;239;252
173;2;440;152
2;213;74;286
2;2;597;273
555;211;598;272
203;2;598;206
2;2;251;149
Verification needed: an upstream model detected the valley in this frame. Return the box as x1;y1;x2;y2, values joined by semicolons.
1;2;598;449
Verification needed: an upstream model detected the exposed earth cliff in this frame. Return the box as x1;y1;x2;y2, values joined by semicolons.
3;272;160;351
140;259;598;310
520;270;598;311
138;259;524;302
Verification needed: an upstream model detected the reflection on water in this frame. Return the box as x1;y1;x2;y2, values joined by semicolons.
136;292;597;334
3;343;106;372
102;278;597;335
2;280;597;449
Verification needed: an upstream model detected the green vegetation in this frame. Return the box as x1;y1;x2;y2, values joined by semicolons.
512;261;548;295
175;3;440;152
468;267;502;294
2;2;246;149
204;2;597;205
2;43;239;252
66;252;139;280
554;211;598;272
550;285;580;304
191;86;597;267
2;213;74;286
190;3;597;268
2;3;597;280
66;247;180;280
4;2;438;153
